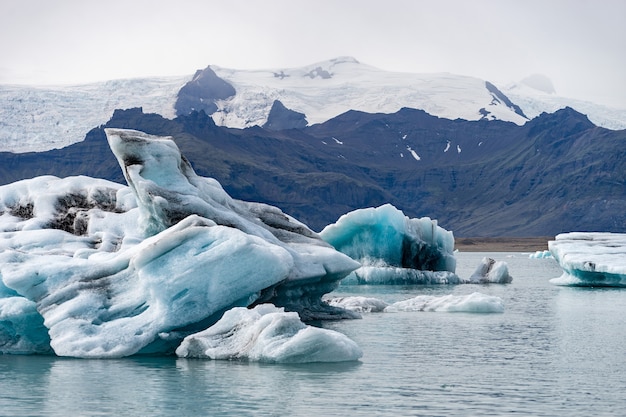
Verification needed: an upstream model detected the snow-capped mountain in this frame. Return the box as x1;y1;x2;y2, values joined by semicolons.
1;57;625;154
503;79;626;131
204;56;528;129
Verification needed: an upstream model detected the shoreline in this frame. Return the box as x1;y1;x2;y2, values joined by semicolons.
454;237;552;252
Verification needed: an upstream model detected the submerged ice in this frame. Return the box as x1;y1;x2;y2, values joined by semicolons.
548;232;626;287
0;129;360;357
320;204;460;284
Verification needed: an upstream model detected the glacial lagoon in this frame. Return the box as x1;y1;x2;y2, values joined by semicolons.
2;252;624;416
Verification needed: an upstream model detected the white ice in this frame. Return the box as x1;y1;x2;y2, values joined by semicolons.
320;204;458;285
0;129;359;357
548;232;626;287
4;58;626;155
341;265;461;285
468;257;513;284
328;292;504;314
326;296;389;313
176;304;362;363
385;292;504;313
529;250;553;259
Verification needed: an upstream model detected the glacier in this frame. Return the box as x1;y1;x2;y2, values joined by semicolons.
209;57;529;129
0;76;188;153
5;57;625;155
548;232;626;287
0;128;361;357
319;204;460;284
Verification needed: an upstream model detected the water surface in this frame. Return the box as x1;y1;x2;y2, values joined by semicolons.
1;252;624;416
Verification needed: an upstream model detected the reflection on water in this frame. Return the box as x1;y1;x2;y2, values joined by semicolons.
1;253;625;416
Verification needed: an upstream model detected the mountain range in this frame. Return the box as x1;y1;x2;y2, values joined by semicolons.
2;57;625;153
1;105;624;237
1;58;625;236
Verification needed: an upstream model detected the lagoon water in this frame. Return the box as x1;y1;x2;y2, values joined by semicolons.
1;252;625;416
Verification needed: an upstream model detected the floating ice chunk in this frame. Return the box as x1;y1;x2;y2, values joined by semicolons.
529;250;553;259
326;296;389;313
328;293;504;314
176;304;363;363
342;264;461;285
1;215;294;358
320;204;457;285
548;232;626;287
106;129;360;320
469;257;512;283
384;292;504;313
0;128;360;357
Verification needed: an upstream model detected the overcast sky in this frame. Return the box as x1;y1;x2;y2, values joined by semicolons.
1;0;624;108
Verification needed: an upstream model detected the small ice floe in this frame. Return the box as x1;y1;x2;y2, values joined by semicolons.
327;293;504;314
326;296;389;313
529;250;553;259
175;304;363;363
384;292;504;314
342;264;462;285
468;257;513;283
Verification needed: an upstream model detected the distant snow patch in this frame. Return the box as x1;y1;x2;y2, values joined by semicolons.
406;146;421;161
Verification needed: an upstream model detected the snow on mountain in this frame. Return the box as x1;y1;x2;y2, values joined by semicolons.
208;56;528;128
503;79;626;131
1;57;625;154
0;76;189;153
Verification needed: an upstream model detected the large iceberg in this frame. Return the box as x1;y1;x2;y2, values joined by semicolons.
319;204;459;284
548;232;626;287
0;129;360;357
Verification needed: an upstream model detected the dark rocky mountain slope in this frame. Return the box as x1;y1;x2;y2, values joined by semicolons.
1;107;624;236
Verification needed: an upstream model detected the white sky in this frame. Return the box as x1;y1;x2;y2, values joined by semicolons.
1;0;625;108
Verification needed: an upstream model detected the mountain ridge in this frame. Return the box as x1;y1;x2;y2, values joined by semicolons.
1;106;623;237
2;57;626;154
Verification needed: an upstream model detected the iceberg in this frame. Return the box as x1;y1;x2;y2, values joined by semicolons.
468;257;513;284
529;250;553;259
0;129;360;357
327;293;504;314
320;204;459;285
340;265;461;285
326;296;389;313
176;304;363;363
548;232;626;287
385;292;505;313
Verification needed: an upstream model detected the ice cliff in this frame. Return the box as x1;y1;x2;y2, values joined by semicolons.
0;129;360;358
